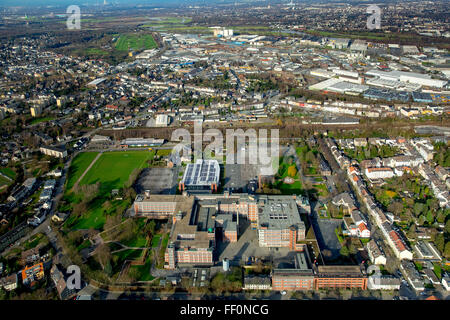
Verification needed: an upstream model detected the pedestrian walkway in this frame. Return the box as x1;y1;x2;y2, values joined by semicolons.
72;152;102;190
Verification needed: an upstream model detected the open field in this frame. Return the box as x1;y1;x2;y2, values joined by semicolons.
84;48;109;56
29;116;56;125
66;152;99;191
64;151;153;230
141;16;192;28
79;151;153;192
115;34;157;51
0;167;15;180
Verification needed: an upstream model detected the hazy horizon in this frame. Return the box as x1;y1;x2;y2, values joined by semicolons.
1;0;228;7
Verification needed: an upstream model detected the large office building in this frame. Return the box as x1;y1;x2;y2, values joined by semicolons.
164;198;215;269
179;159;220;193
257;196;306;250
152;193;311;269
133;193;193;219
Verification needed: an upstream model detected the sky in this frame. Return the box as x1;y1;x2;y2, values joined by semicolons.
0;0;221;7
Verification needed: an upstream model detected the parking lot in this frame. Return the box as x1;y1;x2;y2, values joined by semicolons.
223;163;262;192
134;167;178;194
310;210;343;261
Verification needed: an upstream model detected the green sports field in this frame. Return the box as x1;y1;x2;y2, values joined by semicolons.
79;151;152;193
66;152;99;191
65;151;154;230
115;34;157;51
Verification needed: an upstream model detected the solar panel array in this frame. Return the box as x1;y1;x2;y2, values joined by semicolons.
182;160;219;186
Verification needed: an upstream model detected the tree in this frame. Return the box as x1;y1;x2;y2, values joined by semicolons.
435;233;445;253
413;203;424;217
445;242;450;259
418;215;426;225
305;151;315;164
146;220;156;235
445;220;450;234
95;244;111;270
72;202;88;218
103;201;112;212
426;211;434;224
287;165;297;178
436;211;446;224
340;246;349;257
407;224;417;239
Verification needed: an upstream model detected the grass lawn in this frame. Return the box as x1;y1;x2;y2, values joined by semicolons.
23;233;47;250
113;249;143;261
161;233;170;249
0;167;16;180
120;218;148;248
66;152;99;191
30;116;55;125
115;34;157;51
151;234;161;248
66;151;153;231
278;180;303;194
156;149;172;157
433;263;443;280
84;48;109;56
77;239;91;251
79;151;152;193
157;233;170;268
122;236;147;248
0;176;11;188
129;253;155;281
314;183;329;197
69;199;130;230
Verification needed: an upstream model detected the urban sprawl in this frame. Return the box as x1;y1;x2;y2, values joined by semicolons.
0;0;449;301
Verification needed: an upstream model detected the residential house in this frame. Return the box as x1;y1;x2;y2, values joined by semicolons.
0;274;18;291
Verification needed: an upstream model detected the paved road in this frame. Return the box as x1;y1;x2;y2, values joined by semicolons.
1;159;69;257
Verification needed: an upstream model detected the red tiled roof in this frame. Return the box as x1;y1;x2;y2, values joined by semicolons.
358;223;368;232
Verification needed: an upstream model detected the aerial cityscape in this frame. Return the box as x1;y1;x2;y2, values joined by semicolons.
0;0;449;305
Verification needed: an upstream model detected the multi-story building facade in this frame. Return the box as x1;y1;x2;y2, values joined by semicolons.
133;193;192;218
257;197;306;250
272;251;315;291
157;193;311;269
366;240;387;265
40;146;67;158
313;265;368;290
